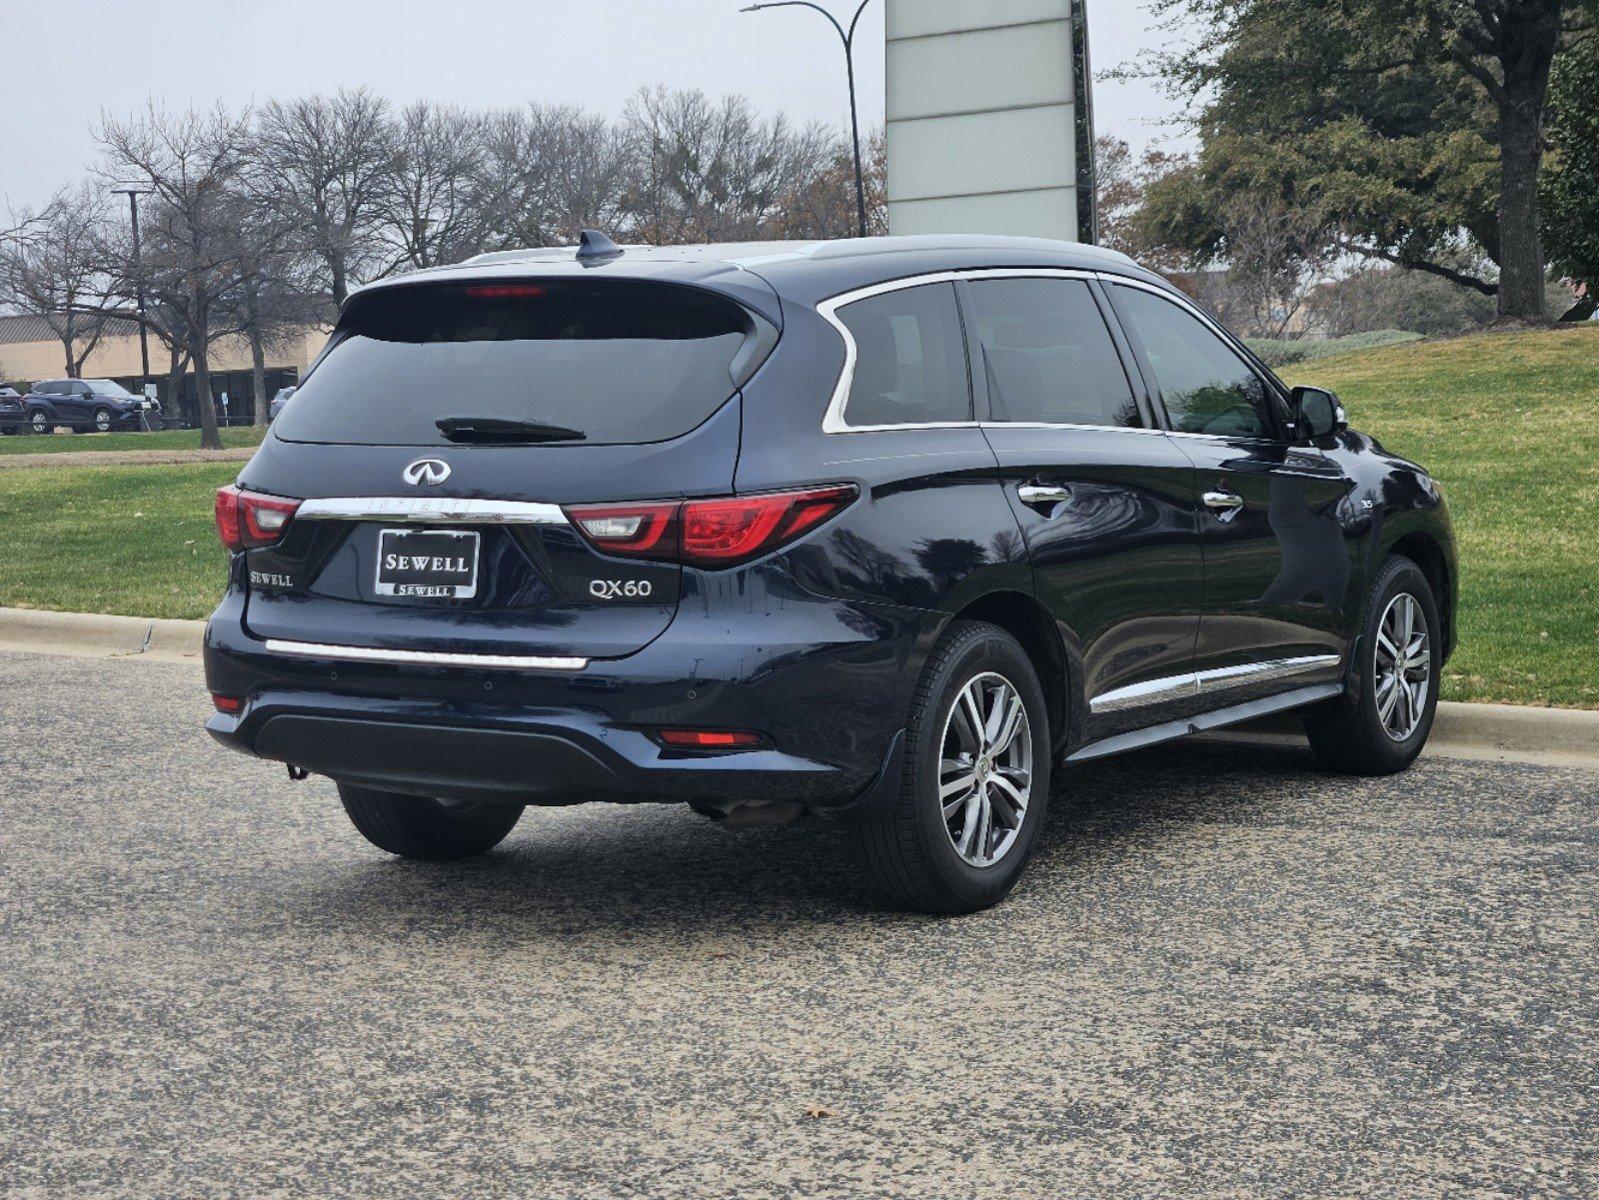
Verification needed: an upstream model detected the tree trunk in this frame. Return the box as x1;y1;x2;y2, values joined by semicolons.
164;345;188;427
330;253;348;307
193;340;223;451
250;325;269;428
1496;100;1548;321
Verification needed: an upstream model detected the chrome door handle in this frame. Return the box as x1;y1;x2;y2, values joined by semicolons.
1203;490;1244;520
1018;484;1073;506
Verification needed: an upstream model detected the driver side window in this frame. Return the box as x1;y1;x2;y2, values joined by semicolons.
1114;285;1275;439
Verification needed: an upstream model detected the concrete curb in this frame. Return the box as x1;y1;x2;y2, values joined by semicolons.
2;605;1595;768
0;606;205;663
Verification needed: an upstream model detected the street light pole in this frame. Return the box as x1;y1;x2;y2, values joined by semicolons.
112;184;154;386
742;0;873;238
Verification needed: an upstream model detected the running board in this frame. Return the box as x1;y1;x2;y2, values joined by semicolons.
1065;683;1340;763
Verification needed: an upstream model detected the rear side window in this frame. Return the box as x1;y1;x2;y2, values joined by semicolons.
274;280;760;447
964;278;1140;428
1113;285;1275;439
837;282;970;427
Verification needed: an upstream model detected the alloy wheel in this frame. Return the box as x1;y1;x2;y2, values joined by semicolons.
1374;592;1430;741
938;671;1033;867
30;412;47;434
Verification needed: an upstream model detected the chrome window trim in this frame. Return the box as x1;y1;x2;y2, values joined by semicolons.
295;497;569;525
818;267;1104;435
1089;653;1342;715
264;638;589;672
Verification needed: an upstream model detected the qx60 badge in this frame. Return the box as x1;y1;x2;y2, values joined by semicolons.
403;458;451;486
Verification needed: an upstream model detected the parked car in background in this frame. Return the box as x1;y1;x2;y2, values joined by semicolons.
267;386;297;423
11;379;160;434
205;233;1457;914
0;387;23;433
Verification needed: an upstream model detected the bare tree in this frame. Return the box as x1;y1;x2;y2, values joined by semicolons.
251;89;395;305
374;101;493;274
476;102;634;249
1214;196;1339;338
96;102;265;449
622;87;835;244
772;128;887;239
0;186;112;378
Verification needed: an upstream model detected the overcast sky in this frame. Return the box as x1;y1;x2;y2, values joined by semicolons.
1;0;1190;214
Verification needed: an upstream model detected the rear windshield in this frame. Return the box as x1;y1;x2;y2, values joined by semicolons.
274;280;757;446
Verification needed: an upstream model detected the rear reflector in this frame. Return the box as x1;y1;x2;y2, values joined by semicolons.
565;485;857;569
656;729;762;749
216;485;302;552
211;693;244;714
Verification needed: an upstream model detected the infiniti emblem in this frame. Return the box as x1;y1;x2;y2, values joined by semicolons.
403;458;451;486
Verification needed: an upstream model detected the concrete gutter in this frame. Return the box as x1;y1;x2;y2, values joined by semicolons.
2;605;1595;769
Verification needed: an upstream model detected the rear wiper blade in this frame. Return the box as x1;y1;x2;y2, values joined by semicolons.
435;416;587;444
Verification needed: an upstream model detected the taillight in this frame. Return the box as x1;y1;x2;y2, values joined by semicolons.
215;484;301;552
565;485;857;569
656;728;763;749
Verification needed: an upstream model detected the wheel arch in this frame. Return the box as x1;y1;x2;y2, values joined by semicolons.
1387;531;1454;657
948;589;1074;753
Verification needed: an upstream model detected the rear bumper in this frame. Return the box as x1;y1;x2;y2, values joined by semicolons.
203;579;929;811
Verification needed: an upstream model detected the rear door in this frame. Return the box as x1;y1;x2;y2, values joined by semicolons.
965;273;1205;730
239;276;775;661
1106;281;1352;692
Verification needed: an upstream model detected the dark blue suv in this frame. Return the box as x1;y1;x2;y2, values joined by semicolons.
205;234;1456;913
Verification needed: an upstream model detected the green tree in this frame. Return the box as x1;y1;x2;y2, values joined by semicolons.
1541;33;1599;317
1142;0;1596;320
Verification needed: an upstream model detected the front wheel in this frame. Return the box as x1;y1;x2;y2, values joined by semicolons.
1304;556;1441;775
337;783;524;860
93;407;113;432
853;620;1052;914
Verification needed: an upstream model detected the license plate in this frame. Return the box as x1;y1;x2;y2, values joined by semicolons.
375;529;480;599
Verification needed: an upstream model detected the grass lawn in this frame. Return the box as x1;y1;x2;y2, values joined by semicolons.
1283;325;1599;709
0;463;239;620
0;326;1593;708
0;426;266;455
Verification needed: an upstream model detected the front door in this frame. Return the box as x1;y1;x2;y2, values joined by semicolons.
1107;282;1353;703
961;274;1206;737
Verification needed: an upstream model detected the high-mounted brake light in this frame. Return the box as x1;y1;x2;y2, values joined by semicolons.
467;284;549;299
564;485;857;569
215;484;302;553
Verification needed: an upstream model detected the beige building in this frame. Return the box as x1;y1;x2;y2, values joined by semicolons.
0;313;329;423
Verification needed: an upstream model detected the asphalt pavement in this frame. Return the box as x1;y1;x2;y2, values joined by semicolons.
2;649;1596;1199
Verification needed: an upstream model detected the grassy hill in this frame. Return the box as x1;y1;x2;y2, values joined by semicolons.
0;327;1593;707
1283;325;1599;708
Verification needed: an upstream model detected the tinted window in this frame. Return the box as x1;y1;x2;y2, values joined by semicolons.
274;280;756;447
85;379;137;398
1114;286;1274;438
838;282;970;426
965;278;1140;428
69;382;90;396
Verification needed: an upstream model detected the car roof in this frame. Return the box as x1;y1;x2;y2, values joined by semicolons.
347;235;1176;321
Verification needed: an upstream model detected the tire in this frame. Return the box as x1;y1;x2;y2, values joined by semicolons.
337;783;524;860
1303;556;1441;775
28;410;49;435
92;407;112;432
853;620;1052;914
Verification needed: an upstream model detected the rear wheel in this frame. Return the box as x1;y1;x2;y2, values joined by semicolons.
853;620;1051;914
28;410;49;435
337;783;523;860
1303;557;1441;775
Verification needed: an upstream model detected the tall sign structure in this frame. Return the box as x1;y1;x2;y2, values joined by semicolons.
885;0;1097;244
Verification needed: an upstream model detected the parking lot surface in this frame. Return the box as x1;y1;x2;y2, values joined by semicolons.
3;650;1596;1199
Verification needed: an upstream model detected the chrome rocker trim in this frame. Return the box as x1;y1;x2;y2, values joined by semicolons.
295;497;570;525
263;639;589;672
1089;654;1342;715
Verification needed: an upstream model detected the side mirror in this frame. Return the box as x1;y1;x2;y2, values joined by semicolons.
1291;386;1346;440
